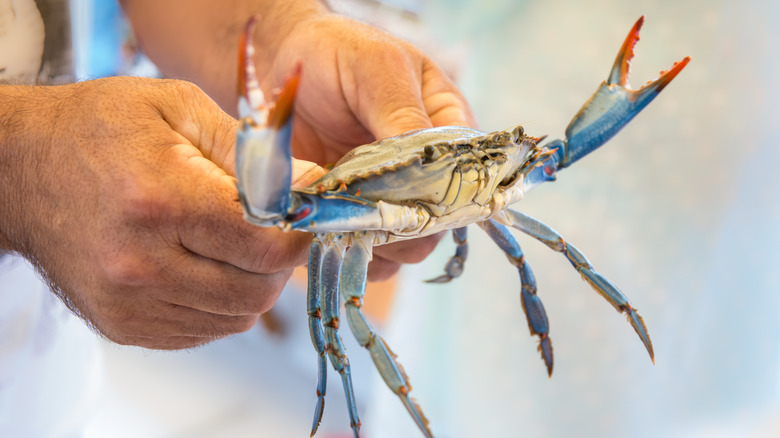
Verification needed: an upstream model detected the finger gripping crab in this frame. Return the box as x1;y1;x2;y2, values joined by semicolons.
235;16;689;438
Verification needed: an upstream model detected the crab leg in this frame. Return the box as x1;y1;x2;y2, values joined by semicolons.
524;16;690;189
235;16;301;226
319;234;361;437
306;239;328;436
341;232;433;438
479;220;553;376
425;227;469;284
498;209;654;362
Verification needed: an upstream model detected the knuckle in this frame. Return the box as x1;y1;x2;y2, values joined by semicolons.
374;233;444;265
163;79;211;110
117;178;179;228
249;231;311;273
99;251;154;287
241;279;287;315
367;258;401;282
103;331;134;346
405;235;443;263
95;316;139;346
214;273;288;316
240;300;273;316
381;106;431;137
162;78;202;99
364;32;420;67
232;315;261;334
381;43;415;67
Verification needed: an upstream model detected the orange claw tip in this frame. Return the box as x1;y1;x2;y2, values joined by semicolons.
650;55;691;93
609;15;645;87
268;63;302;130
238;15;261;100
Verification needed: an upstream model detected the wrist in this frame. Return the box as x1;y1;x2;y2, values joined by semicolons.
0;84;67;254
0;85;30;252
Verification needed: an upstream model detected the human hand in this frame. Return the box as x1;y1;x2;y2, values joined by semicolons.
120;1;476;280
257;12;477;280
0;77;316;349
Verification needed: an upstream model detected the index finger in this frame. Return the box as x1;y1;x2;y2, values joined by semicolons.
177;156;325;274
346;41;434;139
420;58;477;128
166;147;312;275
158;87;321;274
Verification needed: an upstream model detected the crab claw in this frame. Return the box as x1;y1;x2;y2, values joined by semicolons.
235;16;301;226
554;15;691;169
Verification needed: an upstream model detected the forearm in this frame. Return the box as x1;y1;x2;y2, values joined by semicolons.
0;87;18;252
119;0;329;112
0;85;47;253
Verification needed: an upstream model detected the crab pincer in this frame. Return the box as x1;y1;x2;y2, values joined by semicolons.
546;15;691;172
235;16;302;228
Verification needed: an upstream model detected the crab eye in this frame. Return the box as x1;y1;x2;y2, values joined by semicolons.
543;162;557;180
287;206;311;222
511;125;525;142
422;144;439;163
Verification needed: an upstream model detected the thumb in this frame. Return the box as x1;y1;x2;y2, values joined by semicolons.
292;158;326;188
351;49;433;140
159;81;326;193
157;80;241;175
367;84;433;140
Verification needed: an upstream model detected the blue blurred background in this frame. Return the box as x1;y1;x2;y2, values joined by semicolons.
75;0;779;437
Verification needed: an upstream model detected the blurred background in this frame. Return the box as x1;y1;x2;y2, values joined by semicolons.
32;0;780;437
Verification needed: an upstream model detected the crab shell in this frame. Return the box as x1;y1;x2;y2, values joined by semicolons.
285;125;540;240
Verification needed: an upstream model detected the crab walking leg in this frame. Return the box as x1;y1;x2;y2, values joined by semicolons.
425;227;469;284
306;239;327;436
479;220;553;376
341;232;433;438
500;209;654;362
319;235;361;437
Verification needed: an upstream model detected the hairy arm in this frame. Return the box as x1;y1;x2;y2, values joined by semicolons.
0;86;34;254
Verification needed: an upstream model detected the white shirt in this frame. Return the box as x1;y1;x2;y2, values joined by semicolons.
0;255;100;438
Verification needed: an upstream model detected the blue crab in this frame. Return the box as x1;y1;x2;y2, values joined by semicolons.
235;16;689;438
